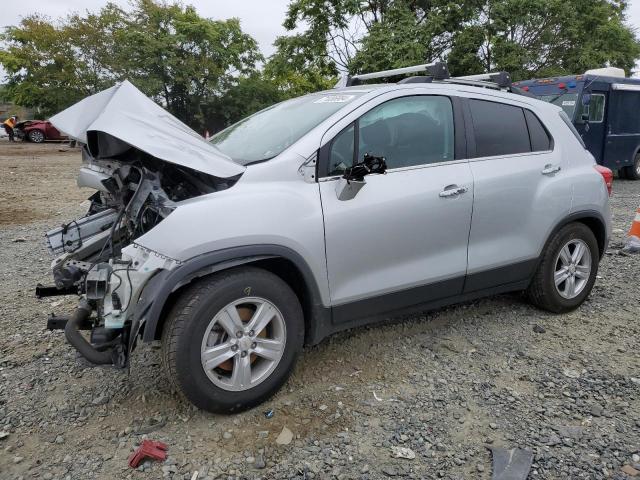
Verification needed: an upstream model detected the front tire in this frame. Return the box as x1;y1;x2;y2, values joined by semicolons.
527;223;599;313
623;153;640;180
161;267;304;413
28;129;45;143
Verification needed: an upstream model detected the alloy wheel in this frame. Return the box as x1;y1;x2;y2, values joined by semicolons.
200;297;286;392
554;239;592;299
29;130;45;143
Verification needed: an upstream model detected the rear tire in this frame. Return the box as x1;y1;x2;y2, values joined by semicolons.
161;266;304;413
527;223;599;313
623;153;640;180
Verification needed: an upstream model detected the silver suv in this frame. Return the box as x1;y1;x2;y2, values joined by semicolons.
44;63;612;413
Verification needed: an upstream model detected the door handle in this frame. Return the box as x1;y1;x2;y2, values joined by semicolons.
439;185;468;198
541;164;562;175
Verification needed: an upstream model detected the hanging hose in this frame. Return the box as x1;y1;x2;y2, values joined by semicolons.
64;299;114;365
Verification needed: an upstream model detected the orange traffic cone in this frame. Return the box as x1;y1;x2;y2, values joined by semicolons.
623;204;640;253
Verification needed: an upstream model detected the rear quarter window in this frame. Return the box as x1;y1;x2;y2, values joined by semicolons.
469;99;531;157
524;110;552;152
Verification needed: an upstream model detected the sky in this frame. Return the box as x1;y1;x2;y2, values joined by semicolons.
1;0;292;57
1;0;640;68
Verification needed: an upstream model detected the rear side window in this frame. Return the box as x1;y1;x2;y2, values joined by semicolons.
469;100;530;157
524;110;552;151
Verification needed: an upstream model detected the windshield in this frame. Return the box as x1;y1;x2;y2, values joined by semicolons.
210;92;366;165
538;93;579;119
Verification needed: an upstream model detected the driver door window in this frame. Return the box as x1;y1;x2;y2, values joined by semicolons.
326;95;455;176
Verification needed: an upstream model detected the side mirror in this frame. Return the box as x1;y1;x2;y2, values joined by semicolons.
335;153;387;201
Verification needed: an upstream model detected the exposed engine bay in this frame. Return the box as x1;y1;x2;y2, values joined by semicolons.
45;148;233;291
40;147;237;367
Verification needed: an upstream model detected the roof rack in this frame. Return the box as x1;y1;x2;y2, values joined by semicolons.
335;62;450;88
334;63;522;94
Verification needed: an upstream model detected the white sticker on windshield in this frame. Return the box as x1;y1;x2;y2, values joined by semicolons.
562;100;576;106
314;95;355;104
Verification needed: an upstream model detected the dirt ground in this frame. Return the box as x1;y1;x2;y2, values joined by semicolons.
0;142;88;225
0;142;638;480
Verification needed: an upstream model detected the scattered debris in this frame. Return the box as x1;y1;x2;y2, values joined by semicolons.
490;447;533;480
533;324;546;334
373;391;399;402
391;446;416;460
12;238;26;243
190;471;199;480
0;431;9;440
128;440;168;468
621;465;639;477
623;235;640;254
275;426;293;445
562;368;581;379
263;409;274;419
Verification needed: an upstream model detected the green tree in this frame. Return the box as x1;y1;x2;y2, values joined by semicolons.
0;0;263;131
275;0;640;80
111;0;262;131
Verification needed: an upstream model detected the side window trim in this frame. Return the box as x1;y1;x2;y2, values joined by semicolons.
318;94;462;178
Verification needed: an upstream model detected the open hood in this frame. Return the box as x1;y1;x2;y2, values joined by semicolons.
50;80;245;178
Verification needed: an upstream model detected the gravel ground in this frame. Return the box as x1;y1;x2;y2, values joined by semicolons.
0;142;639;480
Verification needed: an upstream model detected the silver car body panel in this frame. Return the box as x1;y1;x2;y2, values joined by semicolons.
132;82;610;310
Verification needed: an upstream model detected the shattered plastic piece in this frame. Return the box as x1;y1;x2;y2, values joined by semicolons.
562;368;581;379
391;446;416;460
264;409;274;419
622;235;640;254
490;447;533;480
275;426;293;445
128;439;168;468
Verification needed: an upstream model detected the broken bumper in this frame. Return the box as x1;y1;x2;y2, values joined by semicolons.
47;243;180;367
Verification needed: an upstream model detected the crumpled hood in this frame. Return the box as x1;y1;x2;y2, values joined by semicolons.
50;80;245;178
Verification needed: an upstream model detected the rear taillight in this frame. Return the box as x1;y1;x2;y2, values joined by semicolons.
594;165;613;196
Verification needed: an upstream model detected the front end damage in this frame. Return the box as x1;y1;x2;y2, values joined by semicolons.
39;80;244;367
41;149;232;367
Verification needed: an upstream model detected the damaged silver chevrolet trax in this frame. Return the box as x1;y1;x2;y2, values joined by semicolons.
42;64;612;413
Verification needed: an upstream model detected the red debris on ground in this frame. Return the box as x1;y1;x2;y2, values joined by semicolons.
128;440;169;468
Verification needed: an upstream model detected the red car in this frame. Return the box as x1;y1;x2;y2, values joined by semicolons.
15;120;67;143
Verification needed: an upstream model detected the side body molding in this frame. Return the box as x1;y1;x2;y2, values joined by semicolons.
136;245;329;344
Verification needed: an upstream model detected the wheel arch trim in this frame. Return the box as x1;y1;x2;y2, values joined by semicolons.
541;210;608;260
137;245;327;343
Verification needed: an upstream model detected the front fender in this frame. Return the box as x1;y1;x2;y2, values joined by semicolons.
135;244;328;343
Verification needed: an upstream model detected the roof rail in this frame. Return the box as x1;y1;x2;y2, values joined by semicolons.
450;72;512;89
334;62;450;88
